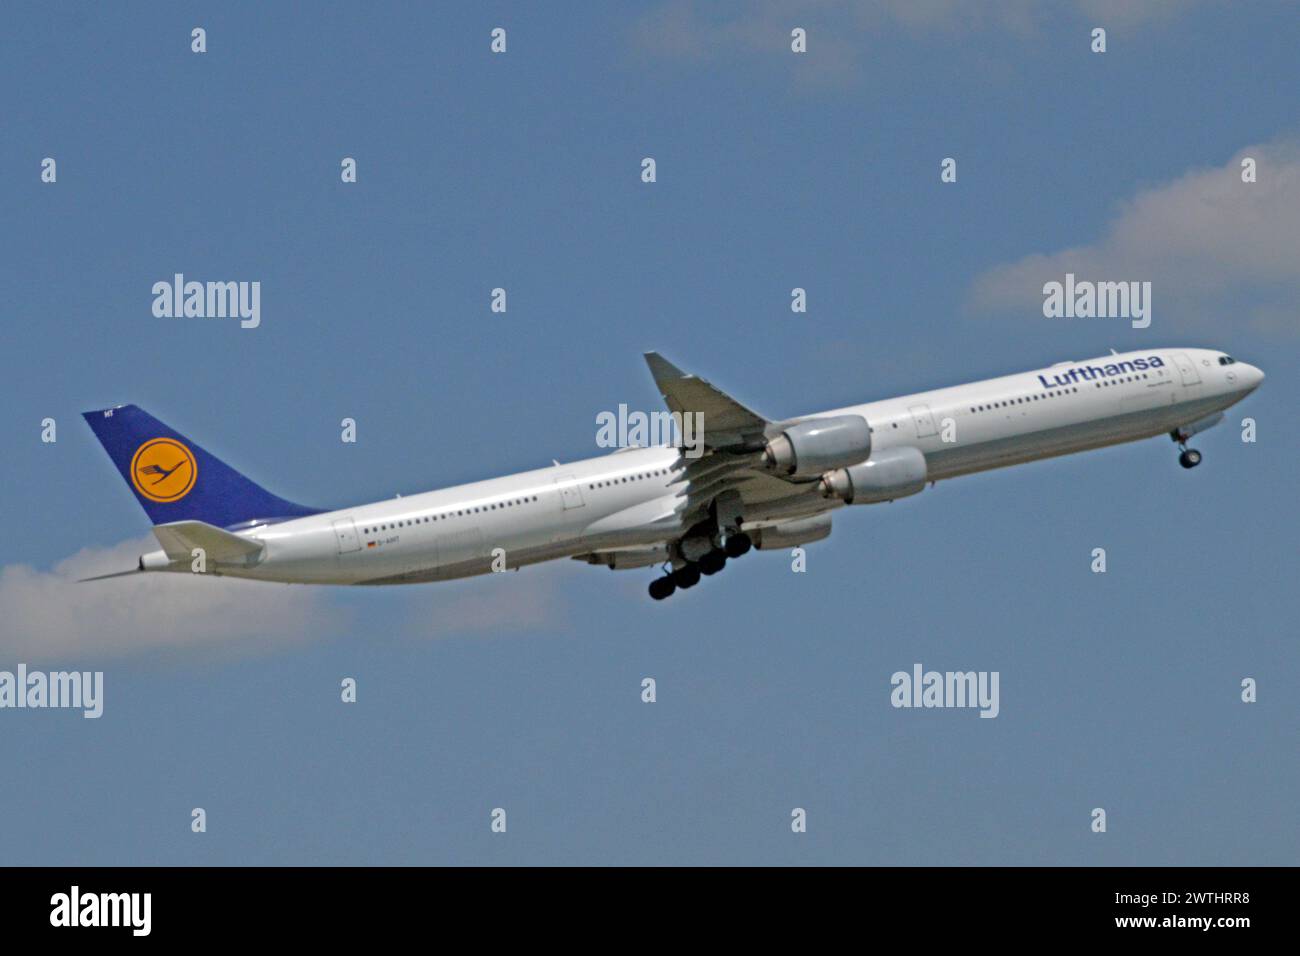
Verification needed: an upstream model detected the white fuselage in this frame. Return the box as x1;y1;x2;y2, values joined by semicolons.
178;348;1262;585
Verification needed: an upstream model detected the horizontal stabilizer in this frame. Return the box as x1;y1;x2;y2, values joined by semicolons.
78;567;143;583
152;521;264;564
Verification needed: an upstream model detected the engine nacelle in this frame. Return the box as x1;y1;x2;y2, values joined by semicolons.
820;446;927;504
751;513;833;549
763;415;872;479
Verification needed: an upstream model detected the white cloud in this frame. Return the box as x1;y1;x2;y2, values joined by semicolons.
402;564;569;637
630;1;860;86
631;0;1211;74
0;536;337;661
1074;0;1207;27
0;534;579;662
969;140;1300;335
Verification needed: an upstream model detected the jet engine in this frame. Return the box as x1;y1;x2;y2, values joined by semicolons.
763;415;872;479
820;446;927;504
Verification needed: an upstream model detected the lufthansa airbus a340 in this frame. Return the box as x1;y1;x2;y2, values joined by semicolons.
82;347;1263;599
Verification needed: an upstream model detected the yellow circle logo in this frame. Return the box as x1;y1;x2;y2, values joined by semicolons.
130;438;197;503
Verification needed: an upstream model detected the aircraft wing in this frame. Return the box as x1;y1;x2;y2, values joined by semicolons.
642;351;814;528
643;352;771;451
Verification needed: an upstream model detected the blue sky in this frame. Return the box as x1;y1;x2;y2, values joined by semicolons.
1;2;1297;864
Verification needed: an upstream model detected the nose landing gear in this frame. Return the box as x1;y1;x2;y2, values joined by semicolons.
1170;422;1212;469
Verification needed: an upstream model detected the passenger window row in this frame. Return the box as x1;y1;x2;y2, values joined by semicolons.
589;468;669;491
362;495;540;535
1094;374;1150;388
970;386;1080;414
967;370;1158;415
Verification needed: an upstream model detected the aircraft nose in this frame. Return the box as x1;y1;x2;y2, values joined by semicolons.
1242;363;1265;390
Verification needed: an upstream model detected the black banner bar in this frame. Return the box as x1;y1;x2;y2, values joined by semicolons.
0;866;1281;941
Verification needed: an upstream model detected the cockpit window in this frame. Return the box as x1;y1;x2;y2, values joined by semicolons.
1217;355;1236;365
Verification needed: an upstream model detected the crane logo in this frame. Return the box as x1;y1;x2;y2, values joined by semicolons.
130;437;197;503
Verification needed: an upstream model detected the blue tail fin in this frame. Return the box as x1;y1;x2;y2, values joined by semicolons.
82;404;322;528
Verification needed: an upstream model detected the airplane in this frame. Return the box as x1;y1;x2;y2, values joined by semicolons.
81;346;1263;599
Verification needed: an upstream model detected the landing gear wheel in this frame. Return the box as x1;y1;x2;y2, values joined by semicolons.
648;577;676;601
724;533;752;558
697;550;727;575
672;564;701;589
1179;448;1202;469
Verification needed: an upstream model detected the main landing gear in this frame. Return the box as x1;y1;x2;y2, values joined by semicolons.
1178;448;1202;469
648;532;752;600
647;576;676;600
723;533;752;558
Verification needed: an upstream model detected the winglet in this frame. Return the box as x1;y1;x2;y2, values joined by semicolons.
644;351;689;387
641;351;771;448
